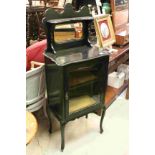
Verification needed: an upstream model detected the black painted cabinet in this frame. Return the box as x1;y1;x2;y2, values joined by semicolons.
43;4;109;151
45;55;109;122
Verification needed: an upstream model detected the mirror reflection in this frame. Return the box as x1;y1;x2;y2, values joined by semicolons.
54;22;83;43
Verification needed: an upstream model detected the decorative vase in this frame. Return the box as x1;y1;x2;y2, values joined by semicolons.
102;3;111;14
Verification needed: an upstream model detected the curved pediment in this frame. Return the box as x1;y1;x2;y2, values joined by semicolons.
43;3;92;24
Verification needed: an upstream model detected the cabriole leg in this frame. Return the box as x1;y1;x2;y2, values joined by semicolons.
100;107;106;134
60;123;65;151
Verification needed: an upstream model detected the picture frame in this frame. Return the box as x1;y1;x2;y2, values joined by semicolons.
94;14;116;48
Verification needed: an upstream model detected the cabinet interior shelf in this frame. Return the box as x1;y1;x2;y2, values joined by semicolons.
69;95;97;114
69;79;98;91
69;71;97;87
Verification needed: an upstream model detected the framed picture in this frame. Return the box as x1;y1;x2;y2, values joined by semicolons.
94;14;116;48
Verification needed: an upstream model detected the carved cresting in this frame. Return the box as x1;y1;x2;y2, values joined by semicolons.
42;3;91;22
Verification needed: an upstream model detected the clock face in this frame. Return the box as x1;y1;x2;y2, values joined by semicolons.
100;23;109;39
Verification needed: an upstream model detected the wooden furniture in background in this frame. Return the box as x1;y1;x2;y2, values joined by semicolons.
26;7;47;47
106;44;129;108
110;0;129;46
26;1;64;47
97;43;129;115
105;80;129;108
109;44;129;73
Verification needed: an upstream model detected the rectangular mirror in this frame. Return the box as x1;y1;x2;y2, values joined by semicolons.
54;22;83;43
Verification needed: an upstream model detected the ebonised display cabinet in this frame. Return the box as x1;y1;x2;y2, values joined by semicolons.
43;4;109;151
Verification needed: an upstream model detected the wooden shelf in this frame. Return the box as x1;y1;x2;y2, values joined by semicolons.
107;44;129;109
105;80;129;108
69;71;96;87
96;80;128;115
69;95;97;114
106;44;129;107
110;44;129;62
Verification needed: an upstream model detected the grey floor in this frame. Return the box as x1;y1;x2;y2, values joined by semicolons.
26;92;129;155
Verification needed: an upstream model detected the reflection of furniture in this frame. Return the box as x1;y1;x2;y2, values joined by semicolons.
26;62;46;112
43;4;109;151
26;111;38;144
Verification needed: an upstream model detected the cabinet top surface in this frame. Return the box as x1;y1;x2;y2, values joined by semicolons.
44;45;109;66
47;16;93;24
